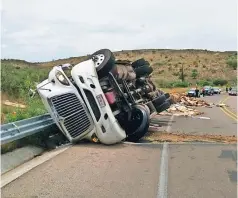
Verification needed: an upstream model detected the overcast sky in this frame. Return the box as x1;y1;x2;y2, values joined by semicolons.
1;0;237;62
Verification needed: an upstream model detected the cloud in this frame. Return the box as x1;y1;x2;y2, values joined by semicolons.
1;0;237;61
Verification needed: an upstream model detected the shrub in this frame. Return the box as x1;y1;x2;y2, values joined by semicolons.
171;81;190;88
191;69;198;79
226;57;237;70
213;79;228;86
197;80;213;86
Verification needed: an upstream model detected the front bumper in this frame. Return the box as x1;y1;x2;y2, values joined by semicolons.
229;93;237;96
187;93;195;97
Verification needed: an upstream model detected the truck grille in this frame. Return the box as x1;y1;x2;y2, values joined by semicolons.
51;93;91;138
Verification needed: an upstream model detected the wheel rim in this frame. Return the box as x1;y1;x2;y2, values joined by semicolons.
94;54;105;68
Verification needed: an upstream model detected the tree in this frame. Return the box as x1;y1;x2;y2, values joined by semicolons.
191;69;198;79
226;54;237;70
179;65;185;82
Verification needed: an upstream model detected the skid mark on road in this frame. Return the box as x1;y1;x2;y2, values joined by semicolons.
157;115;174;198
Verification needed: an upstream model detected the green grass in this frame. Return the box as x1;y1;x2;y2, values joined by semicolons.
2;99;46;123
1;62;50;97
1;62;49;124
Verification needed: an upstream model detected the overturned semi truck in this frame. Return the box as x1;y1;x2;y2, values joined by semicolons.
37;49;172;145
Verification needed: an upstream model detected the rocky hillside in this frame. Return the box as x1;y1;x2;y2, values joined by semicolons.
2;49;237;85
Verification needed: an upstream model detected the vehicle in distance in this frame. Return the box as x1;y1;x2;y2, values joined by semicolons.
187;88;200;97
228;87;237;96
213;87;221;94
203;86;214;96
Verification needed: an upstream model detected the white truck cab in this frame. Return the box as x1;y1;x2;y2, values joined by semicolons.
37;60;126;145
37;49;172;145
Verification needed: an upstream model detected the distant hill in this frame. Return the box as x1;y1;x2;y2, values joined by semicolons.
1;49;237;85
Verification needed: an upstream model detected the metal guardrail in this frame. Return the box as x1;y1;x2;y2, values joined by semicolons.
0;112;163;145
0;114;56;145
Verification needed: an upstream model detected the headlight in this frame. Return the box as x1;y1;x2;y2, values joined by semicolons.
55;71;70;86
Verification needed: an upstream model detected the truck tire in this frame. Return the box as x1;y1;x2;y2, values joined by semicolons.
131;58;147;68
134;65;153;77
90;49;116;79
152;94;166;107
155;100;171;113
125;105;150;142
141;104;150;116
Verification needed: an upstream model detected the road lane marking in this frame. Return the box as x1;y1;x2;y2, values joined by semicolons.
1;145;71;188
220;107;237;121
220;97;237;117
157;115;174;198
219;96;237;121
157;142;169;198
222;108;237;118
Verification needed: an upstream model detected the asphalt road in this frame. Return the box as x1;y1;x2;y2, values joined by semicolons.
2;143;237;198
2;94;237;198
152;93;237;136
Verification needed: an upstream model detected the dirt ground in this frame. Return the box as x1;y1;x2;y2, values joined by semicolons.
145;132;237;144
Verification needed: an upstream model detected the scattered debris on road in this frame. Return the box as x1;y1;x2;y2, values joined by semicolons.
160;92;231;117
170;93;230;109
190;116;211;120
148;125;162;132
170;93;212;107
216;103;229;107
145;131;237;144
158;104;204;117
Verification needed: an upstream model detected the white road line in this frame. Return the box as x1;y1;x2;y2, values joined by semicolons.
1;145;71;188
158;142;169;198
157;115;174;198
